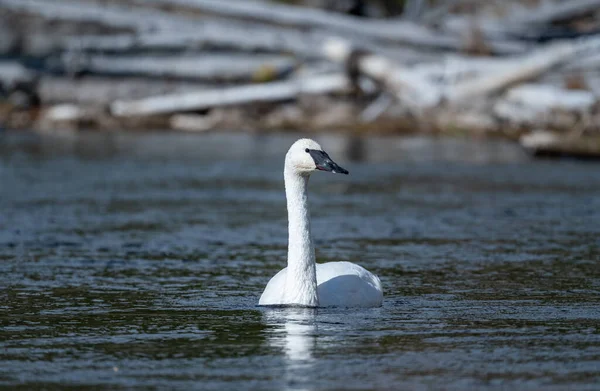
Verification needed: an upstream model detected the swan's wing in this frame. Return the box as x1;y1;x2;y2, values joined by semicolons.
316;262;383;307
260;262;383;307
258;268;287;305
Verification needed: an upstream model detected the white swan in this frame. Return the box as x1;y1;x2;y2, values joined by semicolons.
259;138;383;308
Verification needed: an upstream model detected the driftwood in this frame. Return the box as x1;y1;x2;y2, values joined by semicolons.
0;62;35;92
444;43;576;103
8;0;430;64
53;53;296;82
511;0;600;28
503;84;595;113
43;104;85;122
446;36;600;102
323;38;441;109
0;0;195;32
37;76;210;105
61;30;320;58
421;0;486;24
4;0;485;64
141;0;454;43
2;0;326;58
170;113;223;132
60;31;435;65
494;84;596;130
324;38;567;109
111;74;350;117
140;0;525;54
443;0;600;43
326;34;600;112
520;130;600;159
3;0;600;154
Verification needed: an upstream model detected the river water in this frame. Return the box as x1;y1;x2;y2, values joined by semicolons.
1;131;599;390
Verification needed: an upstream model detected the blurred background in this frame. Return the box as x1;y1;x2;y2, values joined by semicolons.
1;1;600;390
2;0;600;157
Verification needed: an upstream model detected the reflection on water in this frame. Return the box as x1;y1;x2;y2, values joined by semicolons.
1;130;599;390
264;308;317;391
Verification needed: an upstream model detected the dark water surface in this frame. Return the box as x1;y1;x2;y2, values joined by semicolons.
1;131;599;390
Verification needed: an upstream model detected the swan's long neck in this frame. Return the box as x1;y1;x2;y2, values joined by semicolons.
284;167;318;307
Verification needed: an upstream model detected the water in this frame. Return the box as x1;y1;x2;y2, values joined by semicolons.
1;131;599;390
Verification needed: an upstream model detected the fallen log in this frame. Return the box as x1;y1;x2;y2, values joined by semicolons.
325;34;600;111
1;0;455;65
443;0;600;43
7;0;411;63
37;76;210;105
140;0;526;54
520;130;600;160
52;53;296;82
111;73;350;117
417;42;600;89
542;70;600;97
323;38;441;110
511;0;600;28
0;0;185;32
494;84;596;129
61;29;321;58
506;84;596;112
1;0;326;57
0;62;36;92
445;36;600;103
60;31;433;64
421;0;486;24
445;43;576;103
413;55;513;85
170;112;223;132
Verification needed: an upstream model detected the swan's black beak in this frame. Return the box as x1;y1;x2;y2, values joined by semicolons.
308;149;349;175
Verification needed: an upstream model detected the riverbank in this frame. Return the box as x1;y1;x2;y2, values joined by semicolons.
2;0;600;158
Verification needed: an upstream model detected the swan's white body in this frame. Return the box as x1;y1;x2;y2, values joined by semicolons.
259;139;383;308
260;261;383;307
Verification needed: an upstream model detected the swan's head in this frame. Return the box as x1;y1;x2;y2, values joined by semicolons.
285;138;349;175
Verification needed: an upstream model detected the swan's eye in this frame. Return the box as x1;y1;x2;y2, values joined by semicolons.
305;148;310;153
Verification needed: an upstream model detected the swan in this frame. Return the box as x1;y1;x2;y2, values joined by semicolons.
259;138;383;307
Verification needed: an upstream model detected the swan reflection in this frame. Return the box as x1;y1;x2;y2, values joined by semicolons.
264;308;317;391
